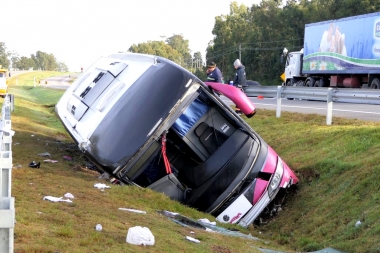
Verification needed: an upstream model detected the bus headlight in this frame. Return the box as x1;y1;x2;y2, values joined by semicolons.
268;158;284;197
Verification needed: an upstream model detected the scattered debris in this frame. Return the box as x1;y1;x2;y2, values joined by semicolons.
14;142;20;145
43;196;73;203
126;226;155;246
64;193;75;199
110;178;120;184
38;152;51;157
94;183;111;189
86;162;100;172
44;159;58;163
13;163;22;169
63;155;73;161
355;220;362;227
186;236;200;244
118;208;146;214
29;161;40;168
198;218;216;226
158;210;259;241
95;224;102;231
98;172;110;180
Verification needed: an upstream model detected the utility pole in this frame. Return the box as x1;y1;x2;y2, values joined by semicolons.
239;43;241;60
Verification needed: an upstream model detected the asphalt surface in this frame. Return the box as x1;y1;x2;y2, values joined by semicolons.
44;75;380;122
221;96;380;122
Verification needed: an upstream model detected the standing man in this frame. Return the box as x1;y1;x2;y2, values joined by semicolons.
206;62;223;83
233;59;246;89
233;59;247;115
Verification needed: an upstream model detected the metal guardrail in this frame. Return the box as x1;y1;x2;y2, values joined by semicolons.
244;86;380;125
0;94;15;253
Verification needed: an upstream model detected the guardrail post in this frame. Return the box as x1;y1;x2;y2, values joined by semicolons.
326;88;333;125
276;86;282;118
0;94;15;253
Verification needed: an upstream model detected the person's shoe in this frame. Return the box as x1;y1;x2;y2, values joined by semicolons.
235;110;242;115
29;161;40;168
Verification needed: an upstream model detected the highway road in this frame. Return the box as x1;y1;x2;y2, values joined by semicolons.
44;75;380;122
221;95;380;122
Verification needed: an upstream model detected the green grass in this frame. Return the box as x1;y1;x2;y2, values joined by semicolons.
4;72;380;252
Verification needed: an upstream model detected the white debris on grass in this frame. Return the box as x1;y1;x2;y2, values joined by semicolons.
126;226;155;246
118;208;146;214
95;224;102;231
198;218;216;226
186;236;200;243
43;159;58;163
94;183;111;189
38;152;51;157
64;193;75;199
43;196;73;203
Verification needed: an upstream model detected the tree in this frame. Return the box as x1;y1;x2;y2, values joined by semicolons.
129;41;183;65
0;42;10;69
31;51;58;71
14;56;35;70
166;34;192;68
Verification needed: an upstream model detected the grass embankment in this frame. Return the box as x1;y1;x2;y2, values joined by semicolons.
3;72;380;253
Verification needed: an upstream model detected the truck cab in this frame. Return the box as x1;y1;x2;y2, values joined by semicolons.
284;50;304;86
0;69;8;98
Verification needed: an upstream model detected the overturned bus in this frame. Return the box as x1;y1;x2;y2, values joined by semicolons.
55;53;298;227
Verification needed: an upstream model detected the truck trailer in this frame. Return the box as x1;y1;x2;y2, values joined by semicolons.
284;12;380;89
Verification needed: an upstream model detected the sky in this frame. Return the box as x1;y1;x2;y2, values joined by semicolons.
1;0;260;72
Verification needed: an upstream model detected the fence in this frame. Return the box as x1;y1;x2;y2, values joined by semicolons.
244;86;380;125
0;94;15;253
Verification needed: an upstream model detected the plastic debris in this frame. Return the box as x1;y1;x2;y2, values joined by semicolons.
126;226;155;246
186;236;200;243
64;193;75;199
38;152;51;157
158;210;259;241
118;208;146;214
95;224;102;231
63;155;73;161
198;218;216;226
43;159;58;163
98;172;110;180
13;163;22;169
29;161;40;168
43;196;73;203
94;183;111;189
355;220;362;227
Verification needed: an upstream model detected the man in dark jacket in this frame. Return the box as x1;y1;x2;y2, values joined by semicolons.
233;59;247;115
233;59;246;88
206;62;223;83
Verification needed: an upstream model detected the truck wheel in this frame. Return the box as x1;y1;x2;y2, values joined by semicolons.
314;79;324;87
370;78;380;89
285;80;294;100
305;78;315;87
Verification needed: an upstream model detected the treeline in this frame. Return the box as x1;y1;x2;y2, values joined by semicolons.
128;34;205;79
129;0;380;85
207;0;380;85
0;42;68;72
